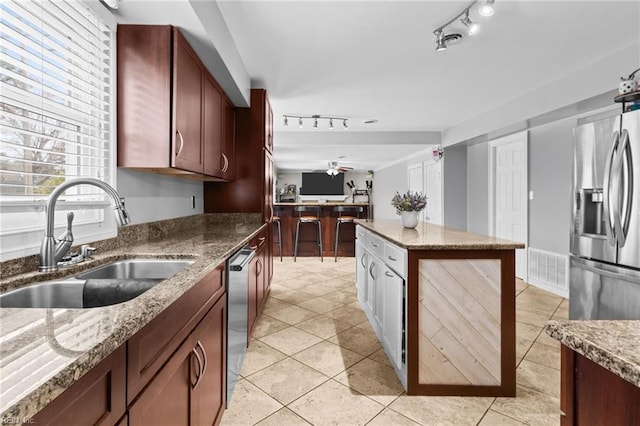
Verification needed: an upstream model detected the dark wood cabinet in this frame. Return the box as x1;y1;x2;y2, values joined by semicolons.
248;229;269;339
32;345;126;426
118;25;234;181
561;345;640;425
221;97;236;180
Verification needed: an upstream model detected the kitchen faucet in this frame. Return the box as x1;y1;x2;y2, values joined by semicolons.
39;178;130;272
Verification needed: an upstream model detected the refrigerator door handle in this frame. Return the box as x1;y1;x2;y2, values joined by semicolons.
603;130;619;246
614;129;633;248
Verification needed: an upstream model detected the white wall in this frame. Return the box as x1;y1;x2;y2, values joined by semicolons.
117;169;203;225
466;142;489;235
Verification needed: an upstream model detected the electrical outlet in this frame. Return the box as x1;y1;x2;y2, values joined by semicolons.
529;191;534;200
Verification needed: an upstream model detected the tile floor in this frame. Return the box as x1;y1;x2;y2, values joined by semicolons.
221;257;567;426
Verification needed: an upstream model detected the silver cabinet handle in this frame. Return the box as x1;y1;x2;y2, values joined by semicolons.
176;130;185;157
191;346;203;389
370;242;379;248
369;262;377;280
221;153;229;173
385;271;394;278
196;340;207;381
388;255;397;261
360;253;367;268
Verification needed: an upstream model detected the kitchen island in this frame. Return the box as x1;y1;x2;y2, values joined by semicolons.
545;320;640;424
355;219;524;396
273;202;370;258
0;214;266;423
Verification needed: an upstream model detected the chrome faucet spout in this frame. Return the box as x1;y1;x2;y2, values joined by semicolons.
39;178;130;272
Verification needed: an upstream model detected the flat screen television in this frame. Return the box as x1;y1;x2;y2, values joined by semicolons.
300;172;344;195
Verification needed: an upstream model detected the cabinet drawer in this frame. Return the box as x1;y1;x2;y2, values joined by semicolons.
127;265;224;403
367;232;385;259
355;225;368;243
384;241;407;279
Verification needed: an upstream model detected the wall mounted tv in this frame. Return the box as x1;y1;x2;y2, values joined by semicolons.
300;173;345;195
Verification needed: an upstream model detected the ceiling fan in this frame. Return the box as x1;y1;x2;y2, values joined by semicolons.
325;161;353;176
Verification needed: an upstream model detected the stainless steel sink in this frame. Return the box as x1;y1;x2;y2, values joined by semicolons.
75;258;194;280
0;258;194;309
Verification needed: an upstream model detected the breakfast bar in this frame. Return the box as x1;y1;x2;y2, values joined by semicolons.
355;219;524;396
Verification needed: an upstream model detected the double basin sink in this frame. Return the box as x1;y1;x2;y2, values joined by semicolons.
0;258;194;309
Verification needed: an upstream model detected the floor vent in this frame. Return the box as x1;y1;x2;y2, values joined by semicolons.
528;248;569;298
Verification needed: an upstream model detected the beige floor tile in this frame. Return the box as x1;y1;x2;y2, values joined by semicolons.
368;348;393;368
253;314;291;339
259;326;323;356
288;380;384;426
299;282;337;296
267;305;320;325
222;379;283;425
521;285;563;299
516;337;535;366
389;394;494;425
293;340;364;377
245;358;329;405
551;303;569;320
516;359;560;398
516;307;552;327
325;304;369;326
524;341;561;370
367;408;420;426
478;410;527;425
322;289;358;305
262;297;293;315
271;289;317;304
240;340;288;377
536;329;562;349
515;279;529;295
492;385;561;426
255;408;310;426
334;358;405;405
328;325;382;356
296;296;346;314
517;294;563;313
295;314;354;339
516;321;543;341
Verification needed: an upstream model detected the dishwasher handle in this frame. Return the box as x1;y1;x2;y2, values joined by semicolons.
229;249;257;271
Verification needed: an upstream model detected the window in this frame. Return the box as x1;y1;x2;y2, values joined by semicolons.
0;0;116;261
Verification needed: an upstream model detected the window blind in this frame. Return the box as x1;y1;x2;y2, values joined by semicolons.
0;0;114;201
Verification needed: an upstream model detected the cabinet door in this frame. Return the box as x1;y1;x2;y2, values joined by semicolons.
221;97;235;180
382;267;404;371
191;295;226;426
365;255;376;317
264;91;273;153
173;29;203;173
248;254;258;339
128;335;193;426
264;151;273;223
373;258;385;331
355;241;367;303
256;249;265;311
203;76;223;177
32;345;126;426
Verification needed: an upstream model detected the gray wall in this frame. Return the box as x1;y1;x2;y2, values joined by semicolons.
442;145;467;231
466;142;489;235
528;118;574;254
117;169;203;225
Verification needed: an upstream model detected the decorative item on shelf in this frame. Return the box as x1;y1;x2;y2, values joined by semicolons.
283;114;349;130
366;170;374;179
614;67;640;113
433;0;496;52
432;146;444;161
391;190;427;229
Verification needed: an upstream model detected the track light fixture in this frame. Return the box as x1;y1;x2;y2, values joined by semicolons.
283;114;350;130
433;0;496;52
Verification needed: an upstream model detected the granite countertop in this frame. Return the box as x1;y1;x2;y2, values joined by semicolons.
275;202;370;207
545;320;640;387
355;219;525;250
0;217;264;421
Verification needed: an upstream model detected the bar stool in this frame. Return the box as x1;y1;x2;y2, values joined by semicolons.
333;206;364;262
294;206;323;262
272;206;283;261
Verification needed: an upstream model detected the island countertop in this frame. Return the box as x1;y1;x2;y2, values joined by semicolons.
0;215;264;421
545;320;640;387
355;219;525;250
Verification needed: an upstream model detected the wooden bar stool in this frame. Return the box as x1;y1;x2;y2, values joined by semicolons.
272;206;283;261
294;206;323;262
333;206;363;262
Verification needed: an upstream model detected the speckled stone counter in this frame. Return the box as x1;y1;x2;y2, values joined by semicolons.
545;320;640;387
0;214;265;421
354;219;525;250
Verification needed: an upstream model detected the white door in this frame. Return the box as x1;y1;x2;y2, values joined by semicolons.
425;161;443;225
491;133;528;279
407;163;424;221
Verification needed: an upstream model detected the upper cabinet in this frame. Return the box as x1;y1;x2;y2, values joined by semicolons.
117;25;234;181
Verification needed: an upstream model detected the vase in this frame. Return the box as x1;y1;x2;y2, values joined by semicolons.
400;211;419;229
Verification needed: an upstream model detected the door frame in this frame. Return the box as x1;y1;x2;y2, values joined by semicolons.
488;131;528;280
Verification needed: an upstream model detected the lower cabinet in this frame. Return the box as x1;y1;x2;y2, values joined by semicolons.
248;230;268;339
381;264;404;370
129;294;226;426
355;240;367;302
31;345;126;426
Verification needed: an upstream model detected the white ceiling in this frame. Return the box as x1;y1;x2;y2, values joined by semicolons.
116;1;640;172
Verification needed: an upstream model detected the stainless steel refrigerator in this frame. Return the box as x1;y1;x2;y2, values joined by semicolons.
570;109;640;320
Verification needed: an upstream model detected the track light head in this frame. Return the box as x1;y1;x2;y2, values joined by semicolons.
284;116;288;126
461;10;480;35
479;0;495;17
343;119;349;130
434;30;447;51
313;117;318;128
298;117;303;128
329;118;334;129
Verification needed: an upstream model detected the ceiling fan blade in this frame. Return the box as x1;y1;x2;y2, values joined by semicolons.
337;166;353;172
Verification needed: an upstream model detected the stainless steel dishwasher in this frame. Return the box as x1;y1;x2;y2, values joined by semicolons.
226;246;256;406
